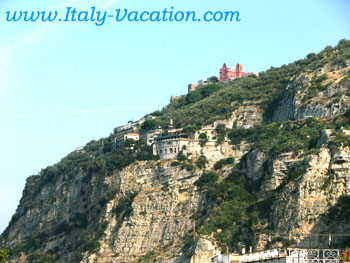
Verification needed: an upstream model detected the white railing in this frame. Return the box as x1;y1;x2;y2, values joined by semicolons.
289;249;340;263
239;249;340;263
240;249;286;262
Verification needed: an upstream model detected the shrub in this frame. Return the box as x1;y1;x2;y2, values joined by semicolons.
195;155;207;169
195;172;218;189
114;192;138;223
80;239;100;253
171;161;180;166
199;172;256;251
141;119;158;130
181;163;195;171
216;124;227;144
183;125;202;135
214;157;234;170
71;213;88;229
99;185;120;206
53;221;72;235
102;139;112;153
26;252;57;263
199;133;208;147
0;249;9;262
214;159;226;170
330;131;350;147
177;151;186;161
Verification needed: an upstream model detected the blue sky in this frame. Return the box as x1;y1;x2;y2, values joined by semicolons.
0;0;349;233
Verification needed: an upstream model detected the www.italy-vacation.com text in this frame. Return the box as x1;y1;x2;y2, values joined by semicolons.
3;6;241;26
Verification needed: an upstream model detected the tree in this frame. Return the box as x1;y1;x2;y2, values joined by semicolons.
199;84;220;98
199;133;208;147
102;139;112;153
323;45;333;53
186;91;202;104
124;138;136;148
183;125;201;135
0;248;9;262
141;119;158;130
194;172;218;189
195;155;208;169
208;76;219;83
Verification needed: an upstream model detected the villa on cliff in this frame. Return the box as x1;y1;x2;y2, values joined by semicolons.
153;127;218;159
187;63;258;93
219;63;257;82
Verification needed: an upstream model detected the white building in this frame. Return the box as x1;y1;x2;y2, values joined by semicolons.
140;128;163;146
115;132;139;149
153;129;189;159
152;127;220;160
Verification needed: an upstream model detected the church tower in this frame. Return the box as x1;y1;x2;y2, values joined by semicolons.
219;63;228;82
235;63;243;77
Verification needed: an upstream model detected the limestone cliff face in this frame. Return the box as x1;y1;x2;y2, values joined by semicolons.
1;129;349;262
241;130;350;250
272;65;350;122
1;160;213;263
1;45;350;263
95;163;207;263
213;105;263;129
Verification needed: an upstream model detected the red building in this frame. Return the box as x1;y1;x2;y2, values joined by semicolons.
219;63;254;82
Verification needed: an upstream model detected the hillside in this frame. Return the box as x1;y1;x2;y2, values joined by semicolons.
0;39;350;263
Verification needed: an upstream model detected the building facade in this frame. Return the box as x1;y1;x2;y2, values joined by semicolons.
140;128;163;146
114;132;140;149
219;63;257;82
153;129;189;159
152;127;219;160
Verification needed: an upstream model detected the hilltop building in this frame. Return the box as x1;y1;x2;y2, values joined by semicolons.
188;77;218;93
114;121;137;135
219;63;257;82
114;115;157;136
153;126;218;160
153;128;189;159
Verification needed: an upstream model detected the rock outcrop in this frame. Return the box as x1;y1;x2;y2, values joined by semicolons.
273;65;350;122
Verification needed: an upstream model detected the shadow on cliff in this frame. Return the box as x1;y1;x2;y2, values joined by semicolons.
298;195;350;248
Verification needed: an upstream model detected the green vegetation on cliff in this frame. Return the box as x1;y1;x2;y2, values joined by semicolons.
150;39;350;128
1;40;350;262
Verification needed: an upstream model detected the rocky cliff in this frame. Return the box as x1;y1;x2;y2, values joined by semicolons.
272;63;350;122
1;40;350;263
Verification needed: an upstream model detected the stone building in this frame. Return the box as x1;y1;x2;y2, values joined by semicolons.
219;63;257;82
153;129;189;159
153;127;219;160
